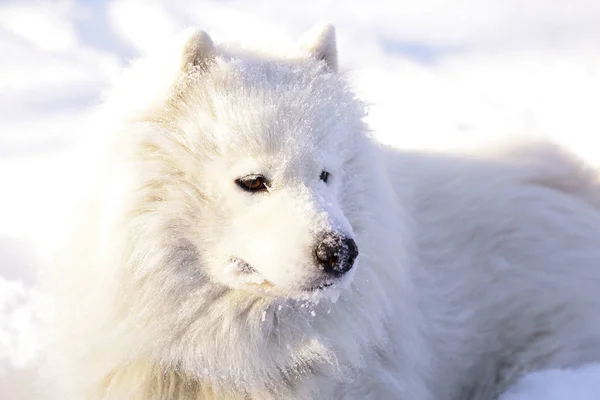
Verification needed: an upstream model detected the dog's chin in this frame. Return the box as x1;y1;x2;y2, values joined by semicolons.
224;258;355;302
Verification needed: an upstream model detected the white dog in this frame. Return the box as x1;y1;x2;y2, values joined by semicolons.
42;23;600;400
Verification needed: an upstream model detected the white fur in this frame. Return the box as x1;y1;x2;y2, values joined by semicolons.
41;25;600;400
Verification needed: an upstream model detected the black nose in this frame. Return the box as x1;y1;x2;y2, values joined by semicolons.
314;233;359;275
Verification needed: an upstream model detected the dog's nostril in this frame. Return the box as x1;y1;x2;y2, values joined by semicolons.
343;237;359;266
314;233;359;275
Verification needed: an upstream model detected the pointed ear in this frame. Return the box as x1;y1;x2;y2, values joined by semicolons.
299;22;338;72
180;29;216;73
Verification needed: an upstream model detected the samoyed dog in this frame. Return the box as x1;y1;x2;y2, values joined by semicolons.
42;24;600;400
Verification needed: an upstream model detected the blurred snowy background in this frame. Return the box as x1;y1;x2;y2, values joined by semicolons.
1;1;600;399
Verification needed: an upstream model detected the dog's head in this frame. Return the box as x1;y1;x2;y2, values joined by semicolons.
131;24;372;301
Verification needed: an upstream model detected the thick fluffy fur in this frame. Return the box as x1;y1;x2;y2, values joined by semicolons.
42;25;600;400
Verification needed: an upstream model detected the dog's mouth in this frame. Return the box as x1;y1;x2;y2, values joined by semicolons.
225;258;274;288
232;258;257;274
225;257;352;301
308;281;334;291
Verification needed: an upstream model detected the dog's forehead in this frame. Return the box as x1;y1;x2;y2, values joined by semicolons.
173;57;366;176
209;62;342;120
198;61;352;148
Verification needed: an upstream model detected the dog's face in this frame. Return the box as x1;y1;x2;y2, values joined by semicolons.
186;60;366;300
202;154;355;298
137;26;370;301
201;128;358;299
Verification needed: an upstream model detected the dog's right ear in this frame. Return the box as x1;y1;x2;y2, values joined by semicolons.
180;29;216;73
299;22;338;72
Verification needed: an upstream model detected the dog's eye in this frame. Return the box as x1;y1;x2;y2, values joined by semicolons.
235;175;269;193
320;170;330;183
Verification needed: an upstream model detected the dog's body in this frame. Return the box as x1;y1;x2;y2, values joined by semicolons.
42;25;600;400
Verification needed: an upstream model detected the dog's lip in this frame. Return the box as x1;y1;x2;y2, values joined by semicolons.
229;258;341;293
307;281;335;292
228;257;275;288
235;258;258;274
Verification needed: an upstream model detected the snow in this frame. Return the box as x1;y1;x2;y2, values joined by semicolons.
2;1;600;399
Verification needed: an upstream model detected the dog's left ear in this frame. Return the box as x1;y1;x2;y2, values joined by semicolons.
299;22;338;72
180;29;216;74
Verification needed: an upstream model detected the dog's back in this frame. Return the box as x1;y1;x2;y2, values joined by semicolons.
383;140;600;399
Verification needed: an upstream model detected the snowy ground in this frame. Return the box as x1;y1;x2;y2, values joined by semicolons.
2;1;600;399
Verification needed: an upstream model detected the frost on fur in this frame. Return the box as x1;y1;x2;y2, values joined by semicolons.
42;23;600;400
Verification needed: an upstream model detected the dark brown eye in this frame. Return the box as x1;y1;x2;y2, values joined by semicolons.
320;170;330;183
235;175;269;192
